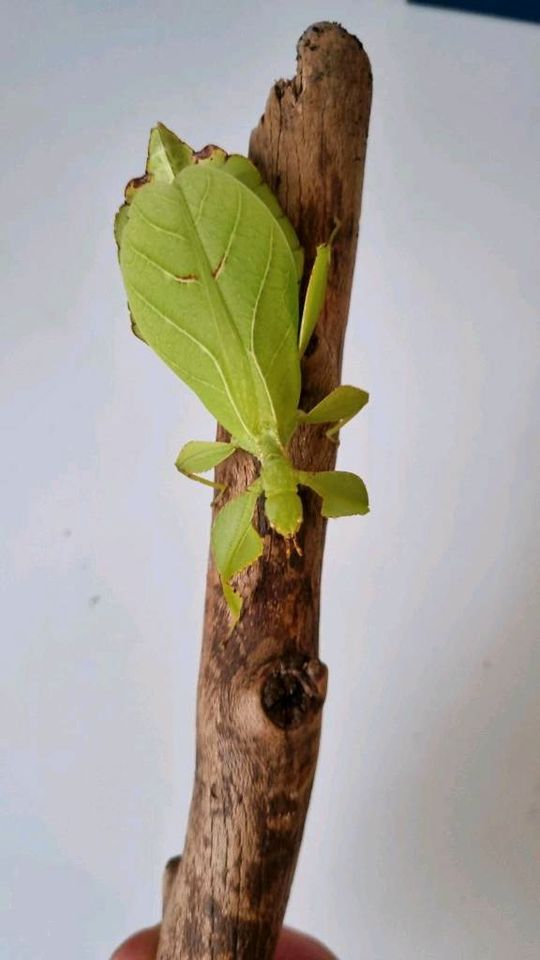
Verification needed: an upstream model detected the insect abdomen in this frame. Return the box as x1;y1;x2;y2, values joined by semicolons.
264;490;303;537
259;441;302;537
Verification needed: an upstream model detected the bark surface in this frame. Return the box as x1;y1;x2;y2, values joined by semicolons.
157;22;372;960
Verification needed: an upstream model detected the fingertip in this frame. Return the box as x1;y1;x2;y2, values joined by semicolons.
110;924;160;960
109;922;336;960
276;926;337;960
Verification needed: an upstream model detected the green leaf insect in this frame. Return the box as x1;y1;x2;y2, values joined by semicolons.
116;123;369;625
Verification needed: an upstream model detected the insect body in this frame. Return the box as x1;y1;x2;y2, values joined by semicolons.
116;124;369;623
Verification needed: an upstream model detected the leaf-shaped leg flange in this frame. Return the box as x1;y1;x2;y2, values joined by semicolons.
298;470;369;518
211;479;264;625
297;385;369;440
175;440;237;491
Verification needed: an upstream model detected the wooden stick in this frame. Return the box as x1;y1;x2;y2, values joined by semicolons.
157;22;372;960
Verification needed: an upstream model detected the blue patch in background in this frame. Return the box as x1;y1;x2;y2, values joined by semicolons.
407;1;540;25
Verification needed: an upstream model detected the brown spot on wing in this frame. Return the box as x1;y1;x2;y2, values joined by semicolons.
124;173;151;201
175;273;199;283
194;144;227;162
212;253;226;280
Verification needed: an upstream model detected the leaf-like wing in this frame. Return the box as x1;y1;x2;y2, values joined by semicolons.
114;203;130;253
299;470;369;518
206;152;304;282
120;166;301;447
144;125;304;281
211;484;263;623
147;123;194;182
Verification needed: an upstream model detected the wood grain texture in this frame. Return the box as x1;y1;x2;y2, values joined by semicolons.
157;22;372;960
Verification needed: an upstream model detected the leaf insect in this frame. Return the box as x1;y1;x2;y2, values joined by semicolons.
115;123;369;625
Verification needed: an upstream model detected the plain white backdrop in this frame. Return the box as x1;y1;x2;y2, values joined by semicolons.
2;2;539;958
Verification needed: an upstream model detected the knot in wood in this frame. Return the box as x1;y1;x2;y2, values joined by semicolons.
261;656;327;730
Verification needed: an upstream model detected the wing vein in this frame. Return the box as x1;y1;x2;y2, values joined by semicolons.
174;172;256;439
127;241;198;283
194;171;212;225
128;283;244;422
249;227;277;422
214;182;243;281
266;324;294;374
130;203;189;241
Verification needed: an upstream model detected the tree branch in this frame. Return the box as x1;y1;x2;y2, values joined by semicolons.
157;22;372;960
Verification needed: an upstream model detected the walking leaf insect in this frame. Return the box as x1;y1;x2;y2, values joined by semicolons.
115;123;369;624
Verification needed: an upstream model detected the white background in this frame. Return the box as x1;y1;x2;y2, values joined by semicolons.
2;2;539;958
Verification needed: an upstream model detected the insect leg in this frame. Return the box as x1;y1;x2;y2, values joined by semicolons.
298;220;340;358
175;440;237;491
297;385;369;440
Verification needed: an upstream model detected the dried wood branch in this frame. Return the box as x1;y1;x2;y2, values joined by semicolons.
157;22;372;960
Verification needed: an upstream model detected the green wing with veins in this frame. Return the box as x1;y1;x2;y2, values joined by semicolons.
120;165;301;448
